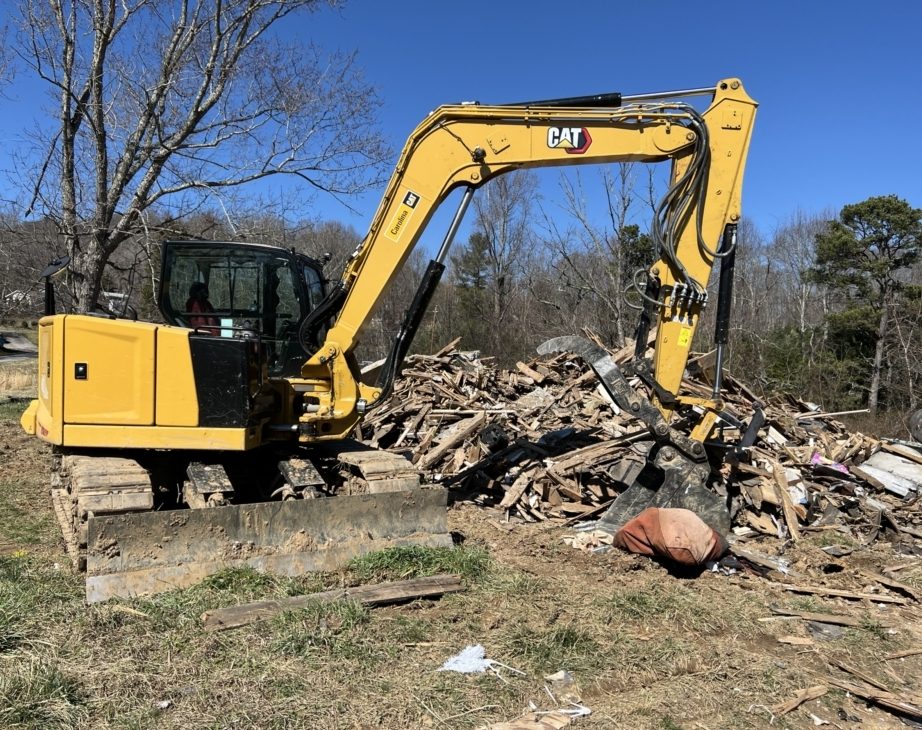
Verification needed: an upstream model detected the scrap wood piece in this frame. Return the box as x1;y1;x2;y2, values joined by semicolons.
881;441;922;466
826;677;922;721
779;583;910;605
544;469;582;502
858;568;920;602
479;711;574;730
770;459;802;542
884;648;922;661
769;606;895;628
516;361;546;384
830;659;892;692
548;441;623;473
561;499;615;526
432;337;463;357
777;636;815;646
202;573;464;631
417;411;487;470
730;545;798;578
770;685;828;716
499;467;539;510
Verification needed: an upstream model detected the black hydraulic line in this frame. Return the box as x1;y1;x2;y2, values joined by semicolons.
712;224;738;397
298;282;347;352
370;259;446;410
44;279;55;316
633;275;661;359
504;92;622;108
39;256;70;317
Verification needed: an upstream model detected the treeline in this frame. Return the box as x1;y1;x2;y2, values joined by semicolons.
2;170;920;427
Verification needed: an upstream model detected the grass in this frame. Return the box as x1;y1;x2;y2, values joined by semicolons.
502;622;600;673
0;658;87;729
0;399;919;729
602;583;728;634
346;544;491;583
0;360;36;397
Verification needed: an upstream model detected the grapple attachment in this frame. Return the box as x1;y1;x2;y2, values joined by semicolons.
538;336;730;534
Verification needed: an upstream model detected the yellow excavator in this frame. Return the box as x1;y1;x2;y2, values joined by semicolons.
21;78;756;601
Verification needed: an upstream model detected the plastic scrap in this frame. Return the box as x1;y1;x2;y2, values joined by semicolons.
438;644;525;681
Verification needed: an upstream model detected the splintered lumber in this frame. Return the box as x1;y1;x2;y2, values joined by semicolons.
858;568;920;602
779;583;910;605
515;361;546;384
825;677;922;721
202;574;464;631
770;459;802;542
770;685;828;716
499;468;537;510
356;340;922;550
417;412;487;470
768;606;895;628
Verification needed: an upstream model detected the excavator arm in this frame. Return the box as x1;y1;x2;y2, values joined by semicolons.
295;78;756;448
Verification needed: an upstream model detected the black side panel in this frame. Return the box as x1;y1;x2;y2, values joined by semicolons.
188;336;252;427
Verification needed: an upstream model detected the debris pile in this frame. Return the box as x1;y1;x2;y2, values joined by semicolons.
360;336;922;546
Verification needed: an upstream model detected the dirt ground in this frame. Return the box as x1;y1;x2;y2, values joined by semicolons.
1;395;921;729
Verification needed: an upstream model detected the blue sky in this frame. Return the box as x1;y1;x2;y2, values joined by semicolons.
297;0;922;241
2;0;920;249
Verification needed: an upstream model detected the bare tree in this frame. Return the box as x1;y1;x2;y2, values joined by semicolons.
540;166;655;347
16;0;387;311
450;171;539;357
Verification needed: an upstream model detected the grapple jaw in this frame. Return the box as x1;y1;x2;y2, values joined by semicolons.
538;336;730;534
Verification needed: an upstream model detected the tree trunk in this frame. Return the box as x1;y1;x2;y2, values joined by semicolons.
868;295;890;415
70;238;108;312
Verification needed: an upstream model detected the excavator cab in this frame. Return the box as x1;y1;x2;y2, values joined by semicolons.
158;240;327;376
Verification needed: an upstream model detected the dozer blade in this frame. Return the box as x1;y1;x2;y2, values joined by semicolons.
538;335;730;535
85;487;450;603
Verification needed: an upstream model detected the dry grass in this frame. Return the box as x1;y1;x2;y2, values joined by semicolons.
0;407;920;729
0;361;36;397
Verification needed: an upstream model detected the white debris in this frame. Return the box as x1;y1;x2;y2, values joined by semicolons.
438;644;525;681
438;644;492;674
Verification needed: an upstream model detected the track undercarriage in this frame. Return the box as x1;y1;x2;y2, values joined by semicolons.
50;443;450;603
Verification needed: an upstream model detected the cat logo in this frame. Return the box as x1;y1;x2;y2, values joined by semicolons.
384;189;422;242
547;127;592;154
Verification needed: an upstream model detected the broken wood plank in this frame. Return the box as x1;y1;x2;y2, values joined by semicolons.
432;337;463;357
202;574;464;631
515;361;546;384
880;441;922;466
768;606;895;628
499;468;538;510
826;677;922;721
830;659;892;692
770;685;827;716
779;583;909;605
417;412;487;470
858;568;920;602
770;459;802;542
731;545;799;578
